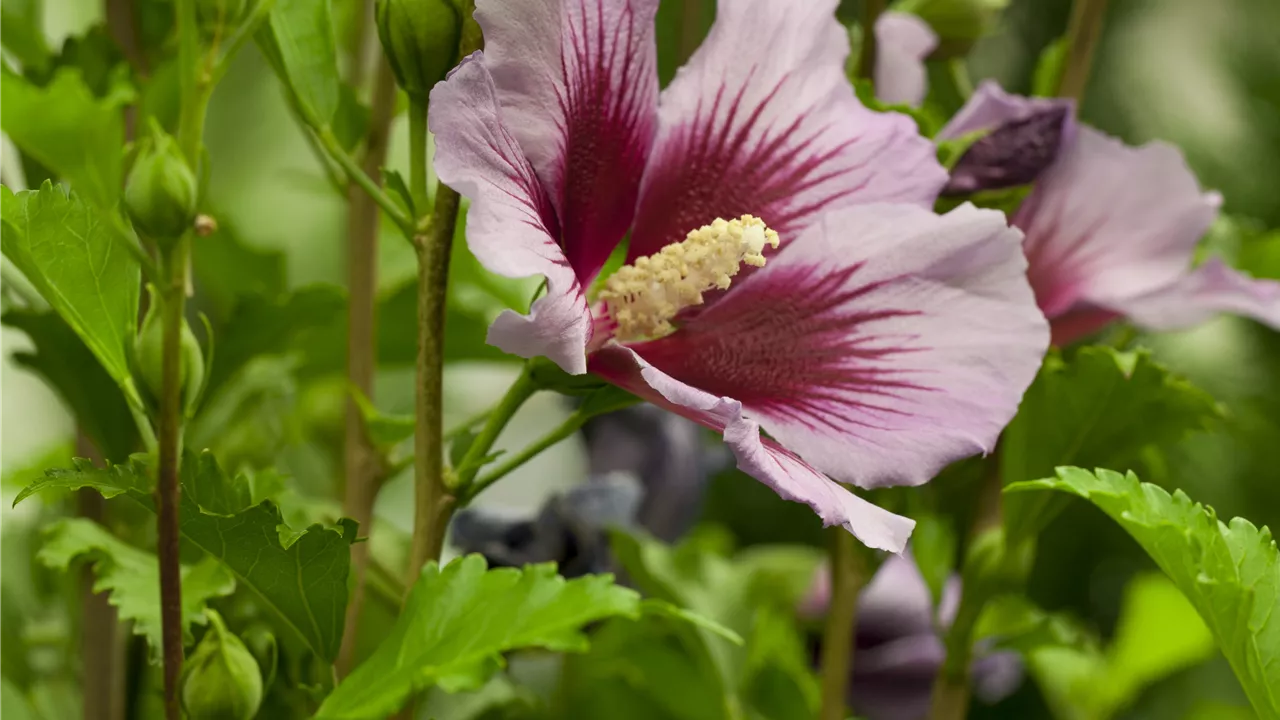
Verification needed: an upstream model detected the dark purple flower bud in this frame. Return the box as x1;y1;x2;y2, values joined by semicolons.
451;473;642;578
943;106;1071;196
582;404;725;542
800;555;1024;720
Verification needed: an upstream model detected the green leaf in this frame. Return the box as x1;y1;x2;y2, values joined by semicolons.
0;0;51;69
609;529;824;718
13;452;358;663
975;595;1098;656
316;556;643;719
1021;574;1215;720
256;0;341;128
1;183;142;397
2;309;140;460
1001;347;1220;542
641;599;744;647
0;68;132;207
557;616;722;720
38;517;236;655
1;677;39;720
204;284;345;398
1033;37;1068;98
1105;573;1216;706
349;388;415;449
908;512;957;610
1008;468;1280;719
192;220;287;320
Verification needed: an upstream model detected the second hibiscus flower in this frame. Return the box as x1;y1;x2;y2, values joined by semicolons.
430;0;1050;552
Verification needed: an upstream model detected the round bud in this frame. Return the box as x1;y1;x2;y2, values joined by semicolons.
375;0;462;99
181;612;264;720
124;121;198;244
135;292;206;414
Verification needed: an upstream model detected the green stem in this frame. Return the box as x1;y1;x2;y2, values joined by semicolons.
155;235;190;720
1057;0;1112;104
408;94;429;214
859;0;887;82
317;127;415;235
928;447;1005;720
451;361;541;490
950;58;975;99
819;528;868;720
463;410;589;504
402;107;465;589
929;586;985;720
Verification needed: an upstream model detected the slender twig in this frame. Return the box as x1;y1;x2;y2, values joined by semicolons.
444;405;494;442
819;528;868;720
451;361;540;489
155;0;206;712
859;0;887;83
337;57;399;678
1057;0;1111;104
316;127;415;235
463;411;589;503
155;235;190;720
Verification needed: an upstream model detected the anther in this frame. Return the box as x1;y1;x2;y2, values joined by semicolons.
600;215;779;342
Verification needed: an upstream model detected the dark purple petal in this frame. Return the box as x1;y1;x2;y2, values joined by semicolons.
626;0;945;261
939;80;1076;145
943;105;1071;195
476;0;660;283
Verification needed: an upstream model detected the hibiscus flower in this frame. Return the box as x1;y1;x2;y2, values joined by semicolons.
429;0;1049;552
939;82;1280;345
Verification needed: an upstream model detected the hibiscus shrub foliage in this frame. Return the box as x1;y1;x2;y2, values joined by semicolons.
3;0;1280;719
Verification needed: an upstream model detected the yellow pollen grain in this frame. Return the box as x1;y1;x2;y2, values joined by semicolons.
600;215;780;342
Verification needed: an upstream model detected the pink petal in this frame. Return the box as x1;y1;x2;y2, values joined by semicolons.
939;80;1075;144
625;203;1048;490
1100;258;1280;331
430;56;593;373
626;0;946;260
1014;127;1221;327
873;11;938;108
590;346;915;552
475;0;660;283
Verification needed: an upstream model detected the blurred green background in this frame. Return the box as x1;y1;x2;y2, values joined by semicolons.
3;0;1279;718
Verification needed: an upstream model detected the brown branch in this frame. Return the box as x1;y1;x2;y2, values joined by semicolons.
337;56;399;677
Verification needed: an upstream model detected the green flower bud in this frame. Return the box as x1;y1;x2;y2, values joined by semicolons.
135;290;206;414
375;0;462;99
182;611;263;720
894;0;1009;58
124;120;198;243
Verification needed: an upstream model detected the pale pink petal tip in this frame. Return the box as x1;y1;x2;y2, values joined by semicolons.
874;11;938;107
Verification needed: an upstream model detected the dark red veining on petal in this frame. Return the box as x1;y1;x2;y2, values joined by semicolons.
479;122;571;282
627;261;935;434
627;70;891;261
1014;182;1109;321
553;0;657;285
